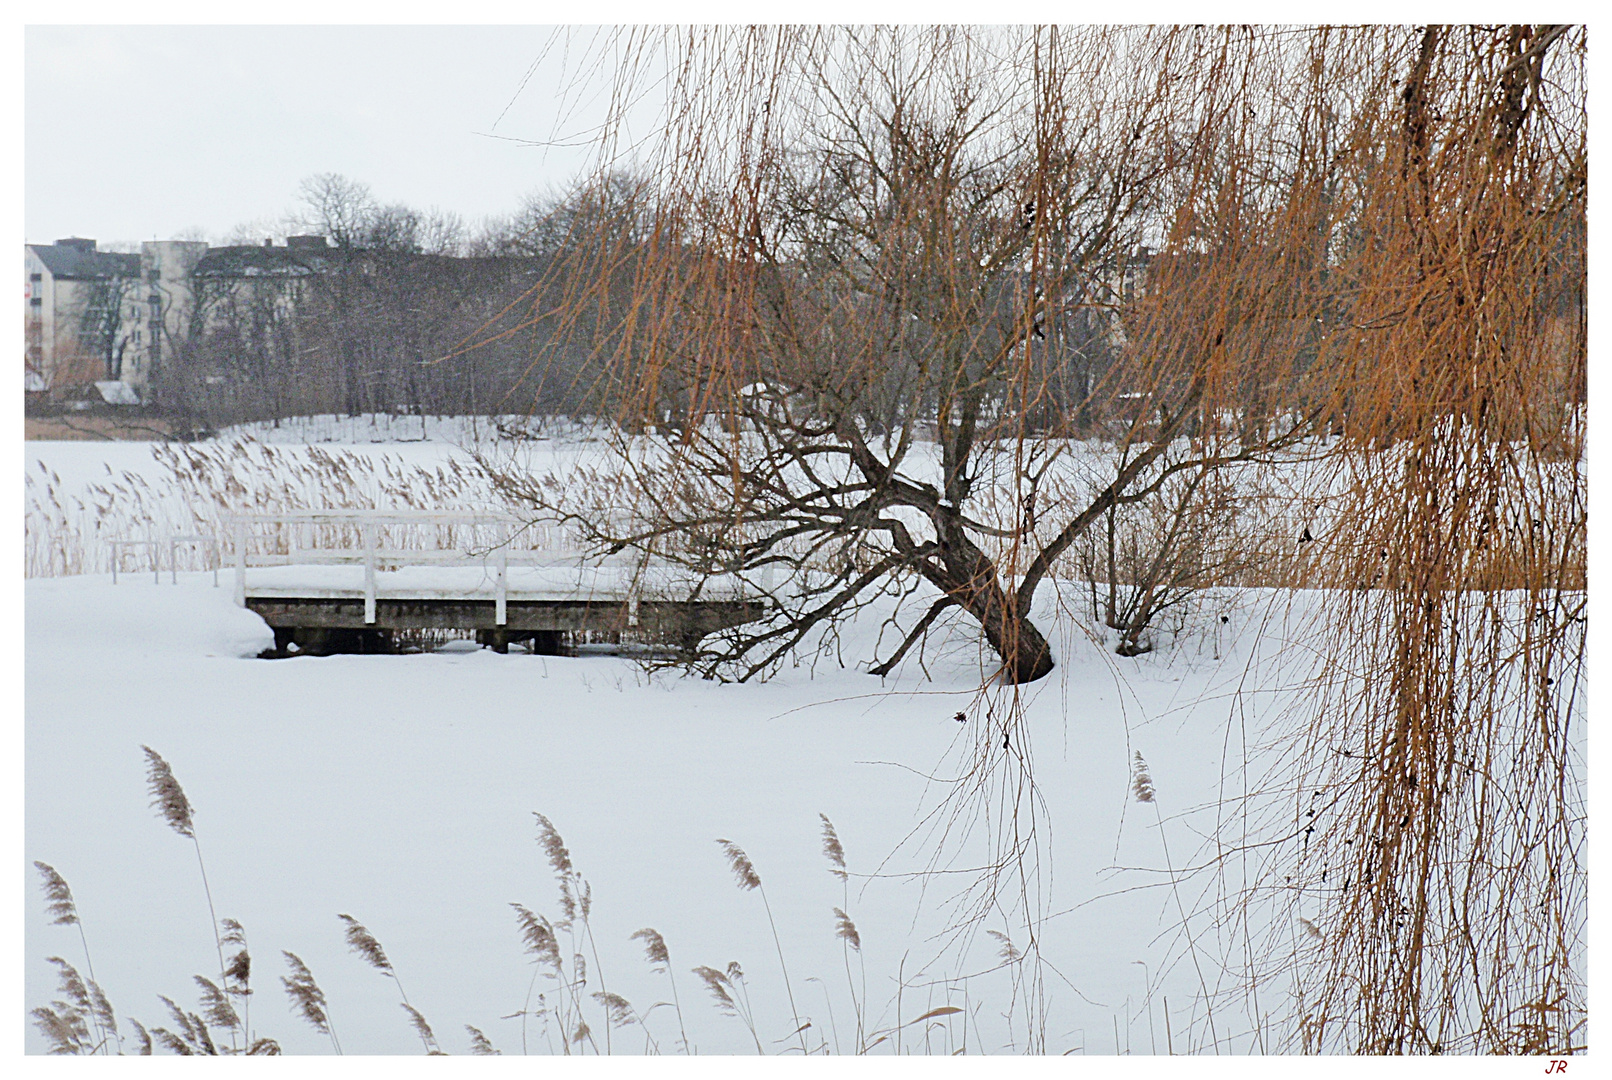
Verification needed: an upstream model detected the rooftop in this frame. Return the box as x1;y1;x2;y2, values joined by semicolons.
29;240;140;280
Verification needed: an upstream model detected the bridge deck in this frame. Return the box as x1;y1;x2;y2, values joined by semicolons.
222;511;766;656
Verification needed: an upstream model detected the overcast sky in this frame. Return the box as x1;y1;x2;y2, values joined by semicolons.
24;25;637;246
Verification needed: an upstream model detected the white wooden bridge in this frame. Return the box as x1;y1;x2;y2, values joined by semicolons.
215;510;763;656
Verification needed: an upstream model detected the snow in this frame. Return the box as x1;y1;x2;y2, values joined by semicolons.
93;381;142;406
241;561;751;603
24;431;1326;1057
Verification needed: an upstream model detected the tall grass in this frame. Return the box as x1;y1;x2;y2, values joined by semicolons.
31;747;1062;1055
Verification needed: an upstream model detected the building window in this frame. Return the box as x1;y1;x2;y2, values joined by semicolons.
30;297;41;307
30;273;41;282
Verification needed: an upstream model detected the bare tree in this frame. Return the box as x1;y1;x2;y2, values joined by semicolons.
71;266;142;383
489;27;1353;684
484;25;1586;1056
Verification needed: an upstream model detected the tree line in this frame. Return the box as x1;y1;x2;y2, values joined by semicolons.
142;173;647;426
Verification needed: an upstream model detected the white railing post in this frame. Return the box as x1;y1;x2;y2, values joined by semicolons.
495;523;508;627
234;520;247;606
363;522;377;625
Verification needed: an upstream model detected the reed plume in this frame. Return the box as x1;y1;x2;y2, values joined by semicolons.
34;862;79;926
142;745;194;837
219;918;253;1046
819;815;847;881
512;904;561;970
833;908;861;951
510;902;578;1055
153;993;216;1055
692;965;736;1013
533;812;574;876
632;927;689;1054
338;914;393;973
631;927;669;968
33;862;112;1052
88;979;118;1050
713;839;805;1053
988;930;1021;964
1131;753;1156;804
402;1003;440;1052
281;951;341;1053
221;919;250;988
128;1017;152;1055
466;1025;499;1055
819;816;867;1051
716;839;761;891
529;813;614;1052
193;976;241;1034
32;1004;91;1056
339;913;438;1053
31;957;97;1054
692;963;764;1053
141;745;231;1048
592;991;634;1028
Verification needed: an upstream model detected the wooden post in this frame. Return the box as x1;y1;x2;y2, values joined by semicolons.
363;522;377;625
496;523;508;627
234;521;247;606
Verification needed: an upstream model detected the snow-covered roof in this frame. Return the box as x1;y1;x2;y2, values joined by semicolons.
94;381;142;406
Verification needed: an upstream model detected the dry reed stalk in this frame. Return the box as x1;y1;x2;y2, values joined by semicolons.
632;927;689;1054
281;951;341;1053
25;433;507;579
465;1024;499;1055
1130;751;1219;1053
129;1017;152;1056
820;814;867;1051
141;745;234;1051
715;839;807;1053
32;862;114;1053
338;913;440;1053
219;918;254;1045
193;975;241;1034
527;813;614;1053
31;957;97;1054
511;902;565;1054
692;963;763;1053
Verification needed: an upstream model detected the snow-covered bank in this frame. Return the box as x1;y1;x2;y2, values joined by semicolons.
25;564;1317;1055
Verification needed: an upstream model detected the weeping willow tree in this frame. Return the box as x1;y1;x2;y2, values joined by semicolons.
476;24;1585;1053
1235;25;1587;1055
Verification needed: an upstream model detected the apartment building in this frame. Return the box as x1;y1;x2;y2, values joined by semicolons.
24;236;325;402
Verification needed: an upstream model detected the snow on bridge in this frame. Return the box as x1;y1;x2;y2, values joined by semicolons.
223;510;763;655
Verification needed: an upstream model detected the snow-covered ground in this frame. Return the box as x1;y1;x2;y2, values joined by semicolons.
24;432;1326;1056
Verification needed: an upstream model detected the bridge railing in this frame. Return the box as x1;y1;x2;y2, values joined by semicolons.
227;510;586;626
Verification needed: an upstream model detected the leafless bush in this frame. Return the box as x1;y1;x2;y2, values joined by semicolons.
1074;462;1261;656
